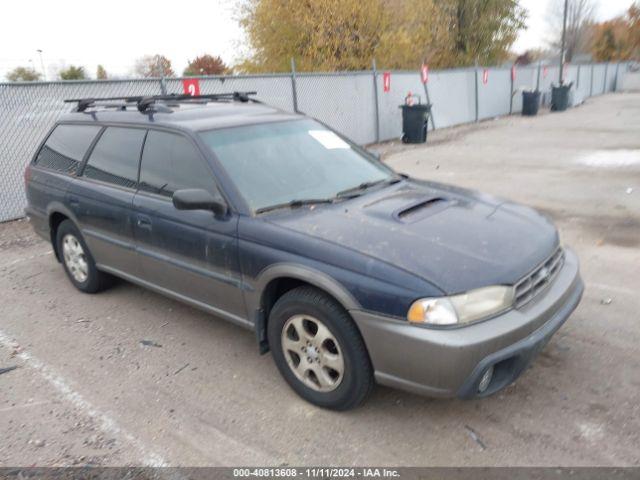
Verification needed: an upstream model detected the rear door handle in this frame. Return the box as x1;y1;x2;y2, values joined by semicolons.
136;215;152;230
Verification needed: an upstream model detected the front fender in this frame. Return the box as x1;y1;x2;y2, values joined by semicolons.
247;262;362;354
246;262;361;317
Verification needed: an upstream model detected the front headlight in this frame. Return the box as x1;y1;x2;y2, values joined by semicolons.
407;286;514;326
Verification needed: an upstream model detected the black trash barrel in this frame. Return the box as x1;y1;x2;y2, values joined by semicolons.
400;103;431;144
551;84;572;111
522;90;541;116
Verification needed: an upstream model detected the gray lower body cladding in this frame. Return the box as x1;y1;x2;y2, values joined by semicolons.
350;248;583;398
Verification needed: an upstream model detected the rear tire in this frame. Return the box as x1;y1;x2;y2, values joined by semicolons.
268;286;374;410
56;220;113;293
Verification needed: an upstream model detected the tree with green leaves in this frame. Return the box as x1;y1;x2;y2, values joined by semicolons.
6;66;42;82
59;65;87;80
96;65;108;79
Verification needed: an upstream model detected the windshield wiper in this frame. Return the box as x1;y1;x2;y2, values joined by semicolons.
336;177;402;198
256;177;403;214
255;198;334;214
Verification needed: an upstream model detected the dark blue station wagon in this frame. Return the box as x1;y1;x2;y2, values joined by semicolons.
25;93;584;410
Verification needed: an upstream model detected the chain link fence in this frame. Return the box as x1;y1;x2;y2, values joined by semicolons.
0;61;631;222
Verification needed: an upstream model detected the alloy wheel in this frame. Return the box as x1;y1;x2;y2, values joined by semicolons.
281;314;345;392
62;234;88;283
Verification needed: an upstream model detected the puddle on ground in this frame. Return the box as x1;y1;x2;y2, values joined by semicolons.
577;149;640;168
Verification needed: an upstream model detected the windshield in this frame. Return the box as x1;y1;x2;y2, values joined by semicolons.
199;119;394;213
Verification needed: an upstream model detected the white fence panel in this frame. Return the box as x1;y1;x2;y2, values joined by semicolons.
478;67;510;119
428;69;476;128
296;73;377;145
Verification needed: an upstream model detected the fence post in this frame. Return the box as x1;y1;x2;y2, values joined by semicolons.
603;63;608;94
590;63;594;97
290;57;299;113
474;61;479;122
157;56;167;95
372;59;380;143
509;65;514;114
536;61;541;91
420;65;435;130
576;64;581;89
614;62;620;91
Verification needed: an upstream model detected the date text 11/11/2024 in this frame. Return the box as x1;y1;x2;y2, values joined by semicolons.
232;468;400;478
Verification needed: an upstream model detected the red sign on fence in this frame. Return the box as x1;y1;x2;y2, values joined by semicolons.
421;64;429;84
511;65;516;81
482;69;489;85
383;72;391;92
182;78;200;96
543;66;548;78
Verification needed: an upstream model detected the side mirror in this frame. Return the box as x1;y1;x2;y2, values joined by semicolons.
172;189;227;217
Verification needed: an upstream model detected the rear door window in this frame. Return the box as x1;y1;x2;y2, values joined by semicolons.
139;130;216;197
83;127;146;189
35;124;101;174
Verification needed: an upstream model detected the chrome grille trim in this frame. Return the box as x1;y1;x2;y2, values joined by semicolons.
514;247;565;309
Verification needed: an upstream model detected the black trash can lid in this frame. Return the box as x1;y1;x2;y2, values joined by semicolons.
399;103;432;111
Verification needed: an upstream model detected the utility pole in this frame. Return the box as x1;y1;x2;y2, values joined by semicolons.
36;49;46;81
559;0;568;85
157;55;167;95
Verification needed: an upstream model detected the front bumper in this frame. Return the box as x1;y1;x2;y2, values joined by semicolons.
350;247;584;398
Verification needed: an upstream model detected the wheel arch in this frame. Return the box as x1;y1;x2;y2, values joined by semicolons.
251;264;361;354
46;202;78;262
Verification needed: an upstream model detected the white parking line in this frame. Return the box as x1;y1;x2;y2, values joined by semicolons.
0;328;168;467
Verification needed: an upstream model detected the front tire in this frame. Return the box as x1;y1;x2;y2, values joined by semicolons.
268;286;374;410
56;220;112;293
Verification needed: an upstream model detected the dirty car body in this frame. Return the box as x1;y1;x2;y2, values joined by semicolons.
24;95;584;408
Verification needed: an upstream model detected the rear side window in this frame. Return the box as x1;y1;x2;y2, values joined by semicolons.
83;127;146;189
35;124;101;174
139;130;215;197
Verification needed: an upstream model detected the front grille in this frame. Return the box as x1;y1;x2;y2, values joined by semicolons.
514;247;565;309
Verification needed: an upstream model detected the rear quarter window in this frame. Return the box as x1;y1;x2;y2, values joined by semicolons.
34;124;101;174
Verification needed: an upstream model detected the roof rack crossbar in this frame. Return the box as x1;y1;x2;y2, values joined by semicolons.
64;92;258;112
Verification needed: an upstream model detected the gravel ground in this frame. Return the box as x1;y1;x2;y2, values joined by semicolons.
1;93;639;467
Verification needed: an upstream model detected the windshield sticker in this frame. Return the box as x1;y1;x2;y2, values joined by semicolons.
308;130;350;149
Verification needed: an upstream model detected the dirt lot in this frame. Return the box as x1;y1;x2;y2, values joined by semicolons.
1;93;639;467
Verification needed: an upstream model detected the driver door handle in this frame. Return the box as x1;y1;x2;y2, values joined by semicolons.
136;215;152;230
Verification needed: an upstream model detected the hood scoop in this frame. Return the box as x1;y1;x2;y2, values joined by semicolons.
394;196;451;223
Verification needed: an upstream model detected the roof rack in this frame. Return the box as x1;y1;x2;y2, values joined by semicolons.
63;92;258;113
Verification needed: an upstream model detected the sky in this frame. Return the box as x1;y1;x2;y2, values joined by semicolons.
0;0;635;80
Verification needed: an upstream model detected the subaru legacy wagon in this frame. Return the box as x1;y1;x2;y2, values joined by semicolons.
24;93;584;410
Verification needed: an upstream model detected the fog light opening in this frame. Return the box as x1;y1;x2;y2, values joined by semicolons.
478;365;494;393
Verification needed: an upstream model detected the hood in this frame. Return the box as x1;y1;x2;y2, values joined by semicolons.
266;179;559;294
